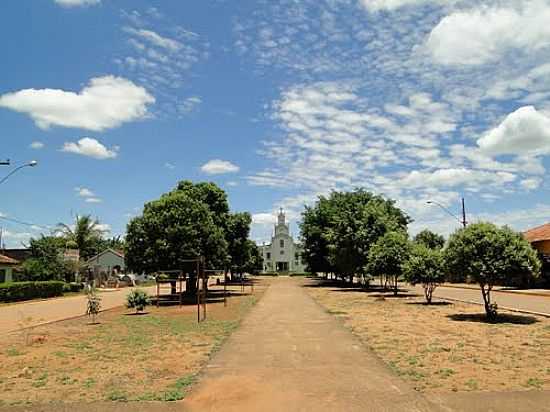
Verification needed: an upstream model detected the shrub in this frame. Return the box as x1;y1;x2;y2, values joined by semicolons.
86;287;101;323
403;245;445;304
0;281;65;303
126;289;151;313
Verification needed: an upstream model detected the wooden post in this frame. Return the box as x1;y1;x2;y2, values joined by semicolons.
196;260;200;323
201;257;206;321
156;278;160;308
224;273;227;307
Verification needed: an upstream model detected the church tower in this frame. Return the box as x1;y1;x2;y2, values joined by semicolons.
274;208;289;236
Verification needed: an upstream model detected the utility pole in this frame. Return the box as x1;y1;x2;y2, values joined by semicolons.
461;197;467;228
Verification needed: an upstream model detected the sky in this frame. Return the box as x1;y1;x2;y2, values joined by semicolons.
1;0;550;248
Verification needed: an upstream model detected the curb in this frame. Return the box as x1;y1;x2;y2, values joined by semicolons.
441;284;550;299
436;296;550;318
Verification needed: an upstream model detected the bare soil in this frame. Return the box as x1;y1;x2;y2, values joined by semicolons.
305;280;550;393
0;282;265;408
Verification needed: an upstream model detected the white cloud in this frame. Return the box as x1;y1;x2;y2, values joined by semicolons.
85;197;102;203
75;187;95;198
520;177;542;190
252;213;277;225
62;137;118;160
123;28;182;52
200;159;240;175
360;0;447;12
54;0;100;7
478;106;550;156
0;76;154;131
426;1;550;66
400;168;516;189
29;141;44;149
164;162;176;170
178;96;202;115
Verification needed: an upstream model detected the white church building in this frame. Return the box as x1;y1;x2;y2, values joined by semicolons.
258;209;306;274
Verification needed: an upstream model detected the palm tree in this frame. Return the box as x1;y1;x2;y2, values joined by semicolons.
57;214;107;260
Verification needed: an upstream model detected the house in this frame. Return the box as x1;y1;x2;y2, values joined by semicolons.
523;223;550;255
0;249;31;264
85;249;125;277
258;209;306;274
0;254;19;283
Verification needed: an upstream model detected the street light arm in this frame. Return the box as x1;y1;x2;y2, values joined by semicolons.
426;200;463;225
0;161;38;186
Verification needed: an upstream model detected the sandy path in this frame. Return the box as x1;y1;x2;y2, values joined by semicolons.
0;285;157;334
184;277;439;411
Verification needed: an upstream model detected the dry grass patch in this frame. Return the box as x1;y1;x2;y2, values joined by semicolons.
306;282;550;393
0;282;266;407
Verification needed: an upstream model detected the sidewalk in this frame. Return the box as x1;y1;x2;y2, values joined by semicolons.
0;285;157;334
441;283;550;297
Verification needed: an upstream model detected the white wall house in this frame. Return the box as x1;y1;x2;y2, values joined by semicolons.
0;254;18;283
258;209;306;274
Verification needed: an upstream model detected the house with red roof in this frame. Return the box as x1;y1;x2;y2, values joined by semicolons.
523;223;550;255
0;254;19;283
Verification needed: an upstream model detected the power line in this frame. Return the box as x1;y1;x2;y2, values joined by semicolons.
0;215;53;231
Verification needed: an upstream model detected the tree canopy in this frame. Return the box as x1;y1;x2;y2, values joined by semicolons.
56;214;107;260
414;229;445;249
403;244;445;303
444;222;541;319
300;189;410;281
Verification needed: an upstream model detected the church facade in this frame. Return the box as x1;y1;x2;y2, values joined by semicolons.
258;209;307;274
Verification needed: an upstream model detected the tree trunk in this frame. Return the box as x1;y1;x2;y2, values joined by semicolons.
424;284;433;304
170;281;177;295
393;275;398;296
480;283;496;320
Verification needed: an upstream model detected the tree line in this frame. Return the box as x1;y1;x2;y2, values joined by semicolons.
300;189;541;320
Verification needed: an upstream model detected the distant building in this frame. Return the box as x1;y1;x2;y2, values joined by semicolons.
258;209;306;274
0;249;31;264
0;254;19;283
85;249;125;276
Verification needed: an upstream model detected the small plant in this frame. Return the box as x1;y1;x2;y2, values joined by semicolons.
126;289;151;313
85;286;101;324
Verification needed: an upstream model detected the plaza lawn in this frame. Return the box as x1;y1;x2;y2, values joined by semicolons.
305;280;550;393
0;281;265;407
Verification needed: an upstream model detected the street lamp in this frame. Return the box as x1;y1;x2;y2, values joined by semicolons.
0;160;38;186
427;198;467;228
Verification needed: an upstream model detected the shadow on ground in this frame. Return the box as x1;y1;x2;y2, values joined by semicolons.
447;313;540;325
302;278;419;298
406;301;453;306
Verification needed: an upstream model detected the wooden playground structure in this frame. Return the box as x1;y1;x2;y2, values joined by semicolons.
154;257;255;323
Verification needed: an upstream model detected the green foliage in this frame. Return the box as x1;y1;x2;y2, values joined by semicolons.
125;188;228;275
0;281;65;303
366;231;411;294
444;222;541;319
300;189;410;281
56;214;108;260
226;212;254;275
18;236;73;282
403;244;445;303
126;289;151;313
414;230;445;249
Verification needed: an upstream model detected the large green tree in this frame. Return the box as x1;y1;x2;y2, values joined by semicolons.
226;212;253;278
366;231;411;295
300;189;410;283
444;222;541;319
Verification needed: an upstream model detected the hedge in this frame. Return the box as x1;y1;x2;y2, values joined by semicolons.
0;281;65;303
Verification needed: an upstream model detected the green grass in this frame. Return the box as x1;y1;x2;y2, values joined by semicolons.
465;379;478;390
525;378;543;389
436;368;455;378
6;347;23;357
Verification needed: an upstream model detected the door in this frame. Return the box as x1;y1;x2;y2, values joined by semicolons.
0;269;6;283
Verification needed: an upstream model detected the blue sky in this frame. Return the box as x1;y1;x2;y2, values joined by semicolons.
1;0;550;247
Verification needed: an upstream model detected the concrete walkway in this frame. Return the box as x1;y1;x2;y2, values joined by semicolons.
0;286;157;334
184;277;439;411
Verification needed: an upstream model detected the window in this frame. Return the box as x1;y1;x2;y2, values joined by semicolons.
280;239;284;248
266;252;271;260
280;250;284;255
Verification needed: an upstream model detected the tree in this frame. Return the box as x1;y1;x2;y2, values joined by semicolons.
403;244;445;303
20;236;72;282
125;190;228;294
414;230;445;249
126;289;151;313
242;240;263;276
300;189;411;283
226;212;253;278
444;222;541;320
56;215;107;260
366;231;411;295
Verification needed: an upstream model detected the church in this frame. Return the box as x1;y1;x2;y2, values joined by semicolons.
258;209;306;274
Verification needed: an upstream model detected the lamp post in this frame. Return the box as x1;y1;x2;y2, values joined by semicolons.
0;160;38;186
427;198;467;228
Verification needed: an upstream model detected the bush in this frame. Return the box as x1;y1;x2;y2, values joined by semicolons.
0;281;65;303
403;245;445;304
63;282;84;293
126;289;151;313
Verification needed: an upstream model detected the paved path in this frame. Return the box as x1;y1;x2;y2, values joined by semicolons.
184;277;439;412
418;285;550;316
0;286;157;334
